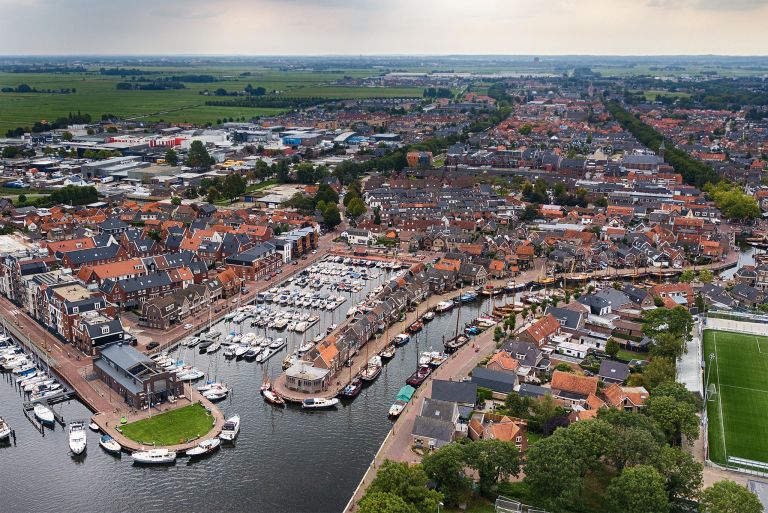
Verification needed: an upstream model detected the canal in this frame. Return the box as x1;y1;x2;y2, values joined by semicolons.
0;264;501;513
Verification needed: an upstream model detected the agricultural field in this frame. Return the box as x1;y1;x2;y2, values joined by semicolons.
703;329;768;471
0;66;423;133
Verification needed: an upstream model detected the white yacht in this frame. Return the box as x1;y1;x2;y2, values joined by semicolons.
68;421;87;455
219;415;241;441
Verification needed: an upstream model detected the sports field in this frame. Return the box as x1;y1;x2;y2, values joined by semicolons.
703;329;768;470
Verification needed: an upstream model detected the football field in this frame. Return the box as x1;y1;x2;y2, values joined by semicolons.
703;329;768;470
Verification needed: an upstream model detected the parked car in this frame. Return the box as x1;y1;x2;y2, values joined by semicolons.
147;341;160;350
183;323;193;330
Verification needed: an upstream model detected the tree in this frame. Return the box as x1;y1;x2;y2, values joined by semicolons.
323;204;341;229
463;439;520;496
206;186;220;203
164;148;179;166
606;338;620;359
698;269;714;283
644;395;699;445
639;357;677;389
651;445;702;503
222;172;247;200
705;182;761;222
17;194;27;205
606;425;660;471
421;444;471;506
643;306;694;342
504;391;532;419
62;131;73;141
652;381;701;408
524;430;585;510
374;206;381;225
295;163;318;184
650;332;686;360
366;460;443;513
605;465;670;513
358;492;417;513
171;196;181;206
347;196;367;218
518;203;540;222
314;184;339;206
699;480;763;513
186;140;214;169
679;270;695;283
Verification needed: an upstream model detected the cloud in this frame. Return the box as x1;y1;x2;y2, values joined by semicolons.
647;0;768;9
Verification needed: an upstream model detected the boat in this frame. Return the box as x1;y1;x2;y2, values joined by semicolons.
235;344;250;358
263;389;286;406
89;421;100;431
223;346;237;358
435;301;454;313
99;434;122;455
379;344;396;360
326;323;338;334
198;340;214;352
219;415;241;441
206;341;222;354
202;328;221;340
388;385;416;417
406;365;432;387
408;321;423;334
302;397;339;409
203;385;230;402
131;448;176;464
177;367;205;381
68;421;87;455
338;377;363;399
186;438;221;457
393;334;410;347
34;403;55;426
184;337;200;348
244;348;259;361
422;311;435;322
360;356;382;382
460;291;478;302
444;334;470;353
0;417;11;439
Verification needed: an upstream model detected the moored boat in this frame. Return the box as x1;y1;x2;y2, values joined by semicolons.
34;403;55;426
0;417;11;439
360;356;382;382
99;434;122;455
186;438;221;457
405;365;432;387
444;334;470;353
263;389;286;406
219;415;241;441
388;385;415;418
422;311;435;322
132;448;176;464
338;377;363;399
435;301;454;313
379;344;396;360
407;321;423;334
302;397;339;409
68;421;87;455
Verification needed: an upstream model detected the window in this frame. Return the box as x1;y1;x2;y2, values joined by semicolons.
101;326;110;334
72;306;79;314
515;436;522;443
94;302;101;309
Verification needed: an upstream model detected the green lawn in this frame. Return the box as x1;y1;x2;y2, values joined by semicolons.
119;403;214;446
703;329;768;468
617;349;646;362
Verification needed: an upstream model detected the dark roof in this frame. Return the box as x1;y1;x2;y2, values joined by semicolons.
420;398;457;421
545;306;583;329
411;415;455;445
471;367;516;393
518;383;551;398
102;271;171;294
63;244;121;265
431;379;477;405
225;243;275;265
598;360;630;382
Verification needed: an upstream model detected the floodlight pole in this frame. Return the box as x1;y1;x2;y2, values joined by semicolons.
705;352;715;402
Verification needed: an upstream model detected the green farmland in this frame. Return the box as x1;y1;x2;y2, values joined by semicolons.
0;67;424;133
703;329;768;471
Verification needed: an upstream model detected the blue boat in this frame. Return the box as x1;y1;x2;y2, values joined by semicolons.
459;291;478;302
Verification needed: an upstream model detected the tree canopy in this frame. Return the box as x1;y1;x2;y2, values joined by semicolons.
186;140;214;169
699;480;763;513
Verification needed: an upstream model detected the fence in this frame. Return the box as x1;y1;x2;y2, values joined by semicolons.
704;309;768;336
495;496;549;513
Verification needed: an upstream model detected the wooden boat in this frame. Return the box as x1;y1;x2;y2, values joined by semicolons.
406;365;432;387
360;356;382;382
338;377;363;399
444;334;470;353
408;321;424;334
379;344;396;360
263;389;286;406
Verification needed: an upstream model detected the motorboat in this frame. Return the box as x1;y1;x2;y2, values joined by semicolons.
186;438;221;457
235;344;250;358
393;334;410;347
68;421;87;455
327;323;338;334
223;346;237;358
202;329;221;340
422;311;436;322
263;389;286;406
219;415;241;441
388;385;416;418
0;417;11;440
255;348;271;363
131;448;176;464
34;403;55;426
198;340;214;352
302;397;339;409
183;337;200;348
338;377;363;399
244;348;259;361
460;291;478;302
177;367;205;381
269;338;285;350
435;301;454;313
406;365;432;387
407;321;423;334
99;434;122;455
206;341;222;354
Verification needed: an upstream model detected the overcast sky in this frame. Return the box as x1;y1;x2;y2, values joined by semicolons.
1;0;766;55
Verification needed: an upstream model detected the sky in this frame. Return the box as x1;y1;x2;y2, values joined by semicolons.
0;0;767;56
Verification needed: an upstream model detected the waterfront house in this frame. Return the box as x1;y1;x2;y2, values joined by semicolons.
93;342;182;408
412;398;459;450
470;367;517;398
285;363;330;393
518;314;561;348
431;379;478;408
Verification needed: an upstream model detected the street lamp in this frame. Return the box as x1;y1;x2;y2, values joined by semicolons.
437;502;444;513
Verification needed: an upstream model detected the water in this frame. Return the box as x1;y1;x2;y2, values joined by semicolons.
0;264;497;513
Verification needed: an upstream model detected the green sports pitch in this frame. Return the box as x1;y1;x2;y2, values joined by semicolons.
703;329;768;470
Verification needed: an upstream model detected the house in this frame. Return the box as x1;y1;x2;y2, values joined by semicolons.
471;367;517;397
431;379;478;407
730;283;763;308
225;243;282;281
140;295;179;330
458;262;487;285
71;312;125;356
650;283;694;309
284;363;330;393
603;384;649;412
518;314;561;348
412;398;459;450
468;412;528;453
93;342;183;408
598;360;630;384
500;340;551;383
344;228;373;246
487;351;521;374
550;370;599;408
545;306;585;330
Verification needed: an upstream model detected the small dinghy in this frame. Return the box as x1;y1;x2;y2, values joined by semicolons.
89;421;100;432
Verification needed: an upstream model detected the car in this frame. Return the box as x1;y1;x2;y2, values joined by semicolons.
183;323;193;330
146;341;160;350
301;255;308;260
264;276;271;281
276;269;283;274
292;261;299;266
311;250;317;254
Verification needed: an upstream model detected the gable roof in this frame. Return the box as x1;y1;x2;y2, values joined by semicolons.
431;379;477;405
551;370;598;397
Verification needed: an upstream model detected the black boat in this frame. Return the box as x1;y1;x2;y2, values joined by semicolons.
338;377;363;399
198;340;214;353
244;348;259;361
444;334;469;353
406;365;432;387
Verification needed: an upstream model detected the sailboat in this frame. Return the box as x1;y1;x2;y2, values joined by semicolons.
360;355;382;382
